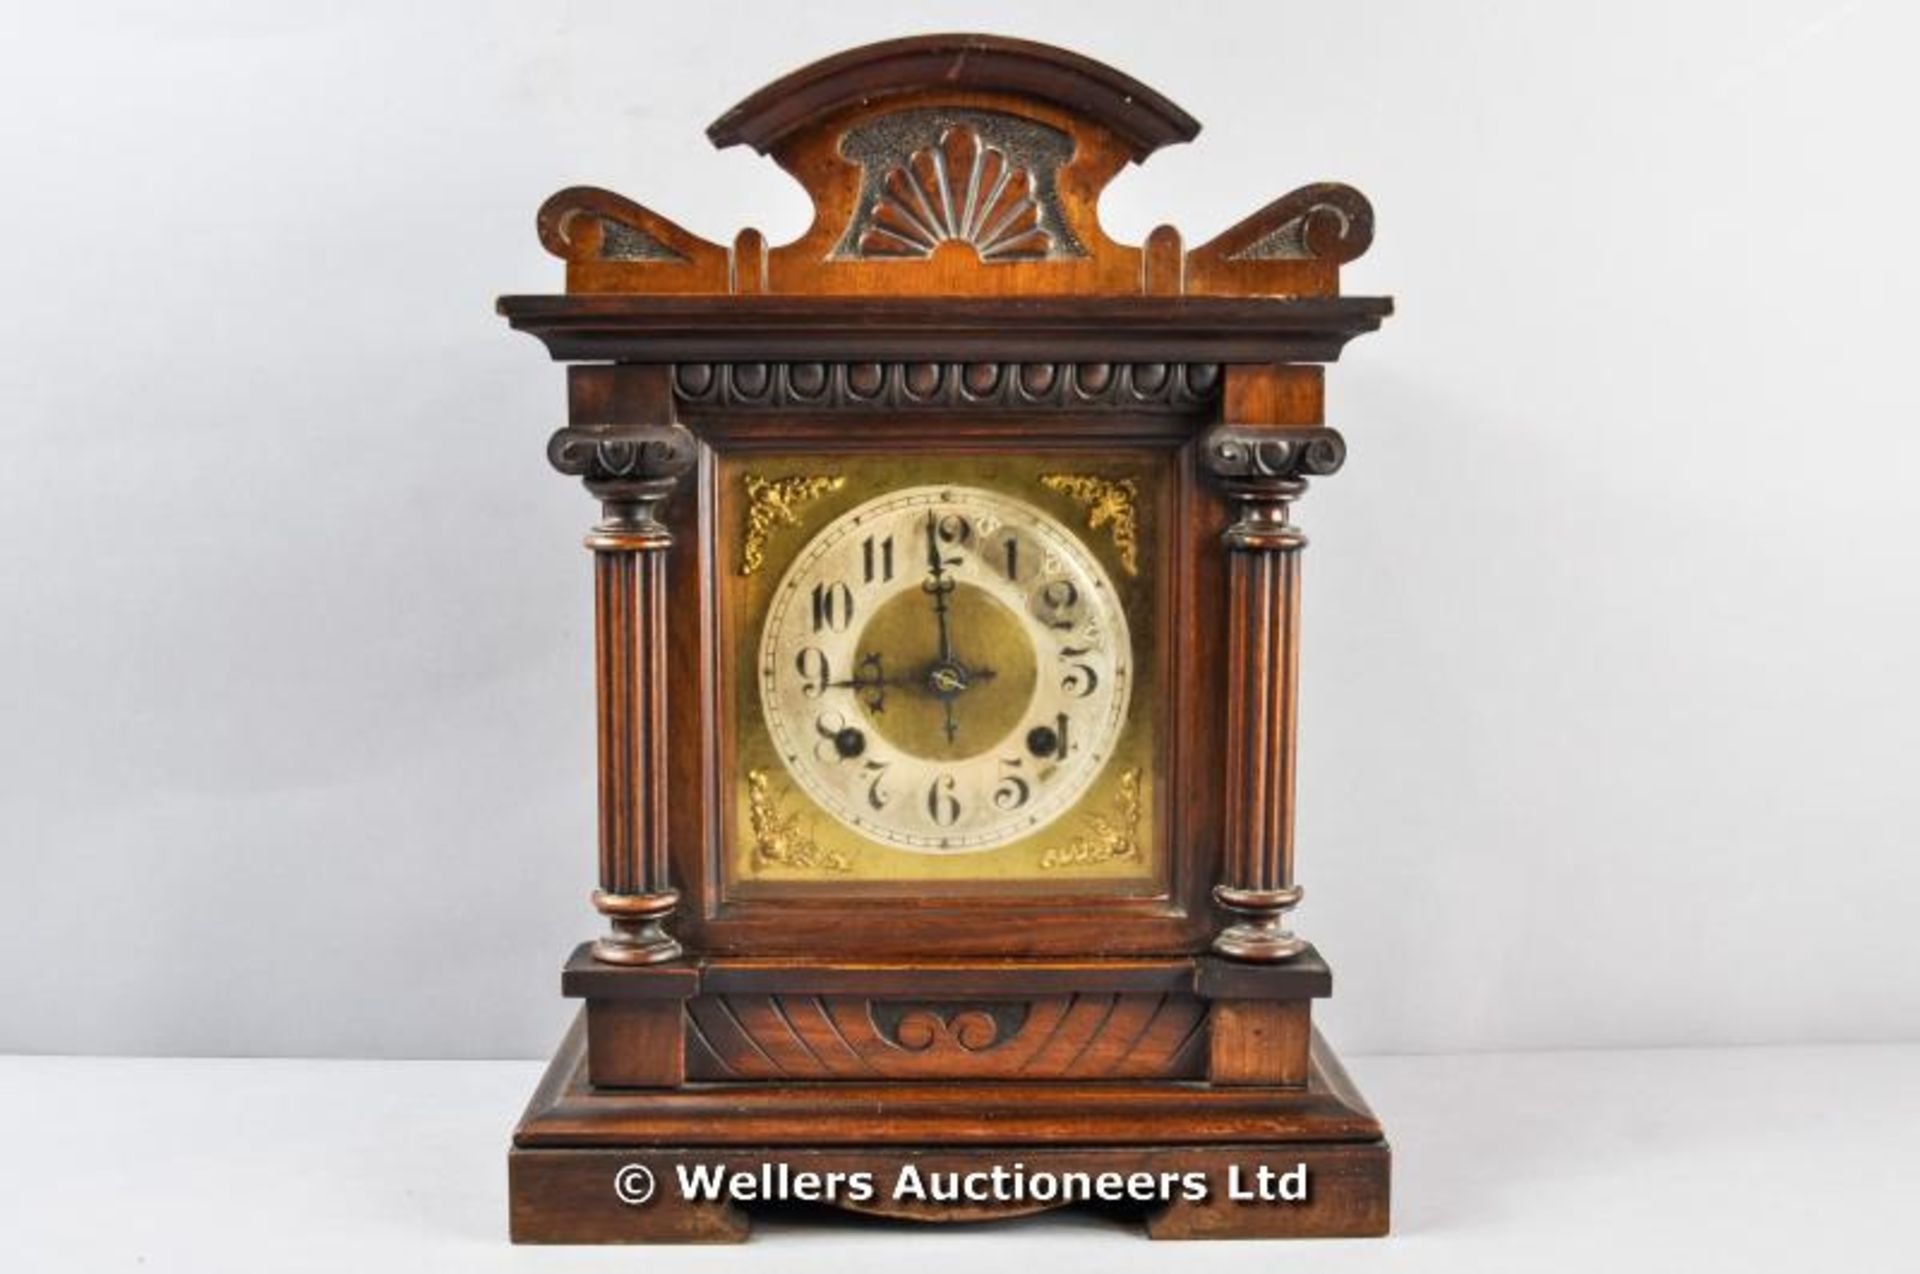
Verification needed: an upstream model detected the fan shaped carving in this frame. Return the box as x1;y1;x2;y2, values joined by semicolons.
862;127;1048;261
834;109;1084;263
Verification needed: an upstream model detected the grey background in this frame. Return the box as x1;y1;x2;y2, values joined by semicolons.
2;0;1915;1060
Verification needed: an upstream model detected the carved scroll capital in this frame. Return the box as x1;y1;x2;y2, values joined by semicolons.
1201;426;1347;482
549;422;698;546
1203;427;1342;553
548;422;698;483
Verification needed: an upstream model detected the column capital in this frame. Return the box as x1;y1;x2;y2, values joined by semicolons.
1200;424;1346;485
548;421;698;493
549;421;698;552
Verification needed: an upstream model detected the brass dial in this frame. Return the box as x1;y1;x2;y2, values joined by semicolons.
758;485;1130;853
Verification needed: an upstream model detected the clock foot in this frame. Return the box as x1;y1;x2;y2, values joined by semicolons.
510;1148;751;1243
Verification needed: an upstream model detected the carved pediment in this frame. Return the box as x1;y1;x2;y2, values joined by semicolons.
833;109;1082;263
532;34;1376;300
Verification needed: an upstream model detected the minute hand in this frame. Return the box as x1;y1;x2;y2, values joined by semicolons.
922;511;964;744
922;511;955;665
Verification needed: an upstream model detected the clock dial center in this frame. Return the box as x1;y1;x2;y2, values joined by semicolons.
853;582;1037;761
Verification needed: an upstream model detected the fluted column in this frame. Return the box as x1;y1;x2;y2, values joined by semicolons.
548;418;698;965
1203;424;1347;961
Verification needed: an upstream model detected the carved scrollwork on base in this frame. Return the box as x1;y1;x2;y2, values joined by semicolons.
683;991;1205;1080
871;1002;1030;1053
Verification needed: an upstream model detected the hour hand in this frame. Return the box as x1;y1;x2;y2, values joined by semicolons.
828;652;905;712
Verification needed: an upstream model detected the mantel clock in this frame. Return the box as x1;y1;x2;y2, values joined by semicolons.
499;34;1394;1242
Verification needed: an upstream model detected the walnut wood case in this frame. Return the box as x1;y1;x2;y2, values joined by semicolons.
498;34;1393;1243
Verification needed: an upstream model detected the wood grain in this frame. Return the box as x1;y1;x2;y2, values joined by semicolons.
510;1143;1388;1243
517;1014;1381;1148
683;992;1207;1081
502;33;1394;1244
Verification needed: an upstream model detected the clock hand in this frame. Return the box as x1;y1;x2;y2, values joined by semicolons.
922;510;956;666
921;510;974;745
821;647;998;726
826;652;917;713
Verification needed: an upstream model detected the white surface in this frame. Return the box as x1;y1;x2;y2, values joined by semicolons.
4;0;1920;1060
2;1043;1913;1269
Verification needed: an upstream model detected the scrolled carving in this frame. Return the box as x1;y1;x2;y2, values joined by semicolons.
834;109;1084;262
673;361;1221;411
1202;426;1347;481
683;991;1205;1080
537;187;696;263
1220;184;1374;264
547;422;698;484
875;1003;1027;1053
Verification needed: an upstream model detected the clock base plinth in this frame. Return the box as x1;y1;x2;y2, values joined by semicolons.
510;1013;1390;1243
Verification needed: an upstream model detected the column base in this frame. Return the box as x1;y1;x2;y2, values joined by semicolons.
590;891;682;965
1211;885;1306;961
1212;923;1308;961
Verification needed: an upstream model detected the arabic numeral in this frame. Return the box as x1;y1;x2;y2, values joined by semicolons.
935;514;973;548
810;709;851;763
925;773;961;827
811;580;854;632
794;647;831;698
862;534;894;584
1034;578;1080;630
1059;646;1100;698
864;759;893;810
993;758;1031;811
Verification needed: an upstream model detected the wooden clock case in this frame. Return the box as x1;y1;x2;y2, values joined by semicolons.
499;35;1393;1242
